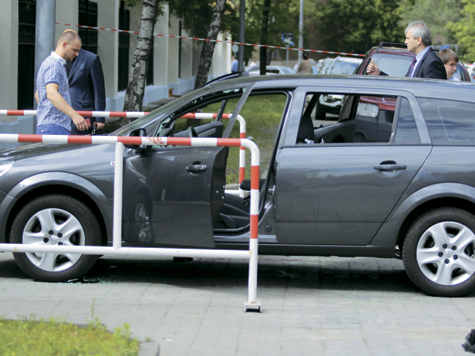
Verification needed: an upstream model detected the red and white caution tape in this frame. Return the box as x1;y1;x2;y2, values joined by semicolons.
56;22;365;58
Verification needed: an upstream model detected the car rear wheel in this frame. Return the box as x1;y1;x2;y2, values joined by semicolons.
403;207;475;297
11;195;102;282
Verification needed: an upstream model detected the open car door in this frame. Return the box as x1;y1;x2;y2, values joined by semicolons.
122;145;228;248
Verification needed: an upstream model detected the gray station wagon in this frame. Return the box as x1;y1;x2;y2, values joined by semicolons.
1;75;475;297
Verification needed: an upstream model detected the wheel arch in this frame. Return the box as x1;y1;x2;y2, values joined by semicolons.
2;172;111;245
396;197;475;248
370;183;475;253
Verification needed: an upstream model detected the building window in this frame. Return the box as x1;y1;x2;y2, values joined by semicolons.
18;0;36;110
78;0;98;54
118;1;130;91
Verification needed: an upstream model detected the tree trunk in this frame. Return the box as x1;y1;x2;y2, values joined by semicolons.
121;0;158;125
259;0;271;75
193;0;226;90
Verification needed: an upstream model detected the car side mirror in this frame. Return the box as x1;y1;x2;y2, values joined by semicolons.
128;128;149;154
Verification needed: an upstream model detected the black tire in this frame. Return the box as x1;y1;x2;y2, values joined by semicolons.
315;104;326;120
11;195;102;282
402;207;475;297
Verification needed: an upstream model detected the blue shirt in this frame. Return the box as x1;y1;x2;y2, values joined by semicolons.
36;51;72;131
231;59;238;72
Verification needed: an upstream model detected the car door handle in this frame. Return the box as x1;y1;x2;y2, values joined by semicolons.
186;164;207;173
374;161;407;172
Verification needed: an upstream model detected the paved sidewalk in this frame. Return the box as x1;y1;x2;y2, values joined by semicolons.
1;252;474;355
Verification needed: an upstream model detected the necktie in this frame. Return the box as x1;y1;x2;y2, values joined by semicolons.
409;57;417;77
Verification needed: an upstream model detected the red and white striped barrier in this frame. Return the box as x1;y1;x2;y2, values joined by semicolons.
56;22;365;58
0;133;261;311
1;110;249;194
0;110;149;118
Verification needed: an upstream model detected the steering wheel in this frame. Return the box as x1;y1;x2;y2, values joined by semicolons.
187;126;198;138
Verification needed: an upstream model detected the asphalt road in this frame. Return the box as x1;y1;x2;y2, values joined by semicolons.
1;251;475;355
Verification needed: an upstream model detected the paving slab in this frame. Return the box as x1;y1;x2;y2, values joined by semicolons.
0;252;474;355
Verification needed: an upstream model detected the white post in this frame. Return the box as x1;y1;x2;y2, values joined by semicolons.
113;142;124;249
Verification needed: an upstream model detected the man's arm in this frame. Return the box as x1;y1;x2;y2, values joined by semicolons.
45;83;89;131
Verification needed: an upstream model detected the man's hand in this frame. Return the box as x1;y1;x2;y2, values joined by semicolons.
71;113;90;131
366;59;381;76
45;83;90;132
94;122;105;130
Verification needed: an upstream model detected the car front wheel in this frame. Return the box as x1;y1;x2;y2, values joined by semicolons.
403;207;475;297
11;195;102;282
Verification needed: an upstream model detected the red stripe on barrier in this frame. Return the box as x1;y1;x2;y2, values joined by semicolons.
67;136;93;144
78;111;93;117
109;111;126;117
222;114;231;119
116;137;142;145
6;110;24;116
217;138;241;147
251;165;260;190
18;134;42;143
240;133;246;139
168;137;192;146
250;215;259;239
239;166;245;183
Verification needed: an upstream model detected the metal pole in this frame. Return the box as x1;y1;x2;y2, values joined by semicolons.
298;0;304;61
238;0;245;72
113;142;125;249
34;0;56;124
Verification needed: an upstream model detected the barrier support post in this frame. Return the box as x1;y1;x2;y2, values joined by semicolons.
113;142;124;249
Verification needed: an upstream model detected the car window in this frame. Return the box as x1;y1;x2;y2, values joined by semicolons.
393;98;420;144
418;97;475;145
329;61;360;74
367;53;413;77
155;88;244;137
298;92;419;145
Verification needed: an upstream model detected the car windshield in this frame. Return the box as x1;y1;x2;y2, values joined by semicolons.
329;61;360;74
370;53;413;77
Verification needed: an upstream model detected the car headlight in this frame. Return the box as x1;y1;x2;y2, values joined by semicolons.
357;103;379;117
0;162;14;178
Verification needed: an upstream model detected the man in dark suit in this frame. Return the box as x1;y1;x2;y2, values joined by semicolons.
367;21;446;79
65;31;106;135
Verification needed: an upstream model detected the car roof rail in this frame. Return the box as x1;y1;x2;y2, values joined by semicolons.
378;42;406;48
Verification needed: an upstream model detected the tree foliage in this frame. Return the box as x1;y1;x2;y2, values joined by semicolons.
313;0;404;54
448;0;475;61
228;0;301;65
168;0;236;38
398;0;464;44
122;0;160;116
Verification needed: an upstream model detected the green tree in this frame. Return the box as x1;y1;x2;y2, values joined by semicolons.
228;0;301;68
448;0;475;61
168;0;236;89
122;0;165;118
313;0;403;54
398;0;464;45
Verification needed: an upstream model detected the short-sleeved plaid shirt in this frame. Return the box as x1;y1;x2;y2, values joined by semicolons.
36;51;72;131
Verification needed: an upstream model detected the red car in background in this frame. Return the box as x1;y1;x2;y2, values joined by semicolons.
356;42;470;80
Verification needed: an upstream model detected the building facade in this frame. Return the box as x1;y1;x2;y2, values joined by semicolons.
0;0;232;148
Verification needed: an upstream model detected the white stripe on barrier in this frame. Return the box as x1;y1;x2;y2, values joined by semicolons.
0;133;261;311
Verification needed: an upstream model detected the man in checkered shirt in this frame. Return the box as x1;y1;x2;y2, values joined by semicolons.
35;31;90;135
